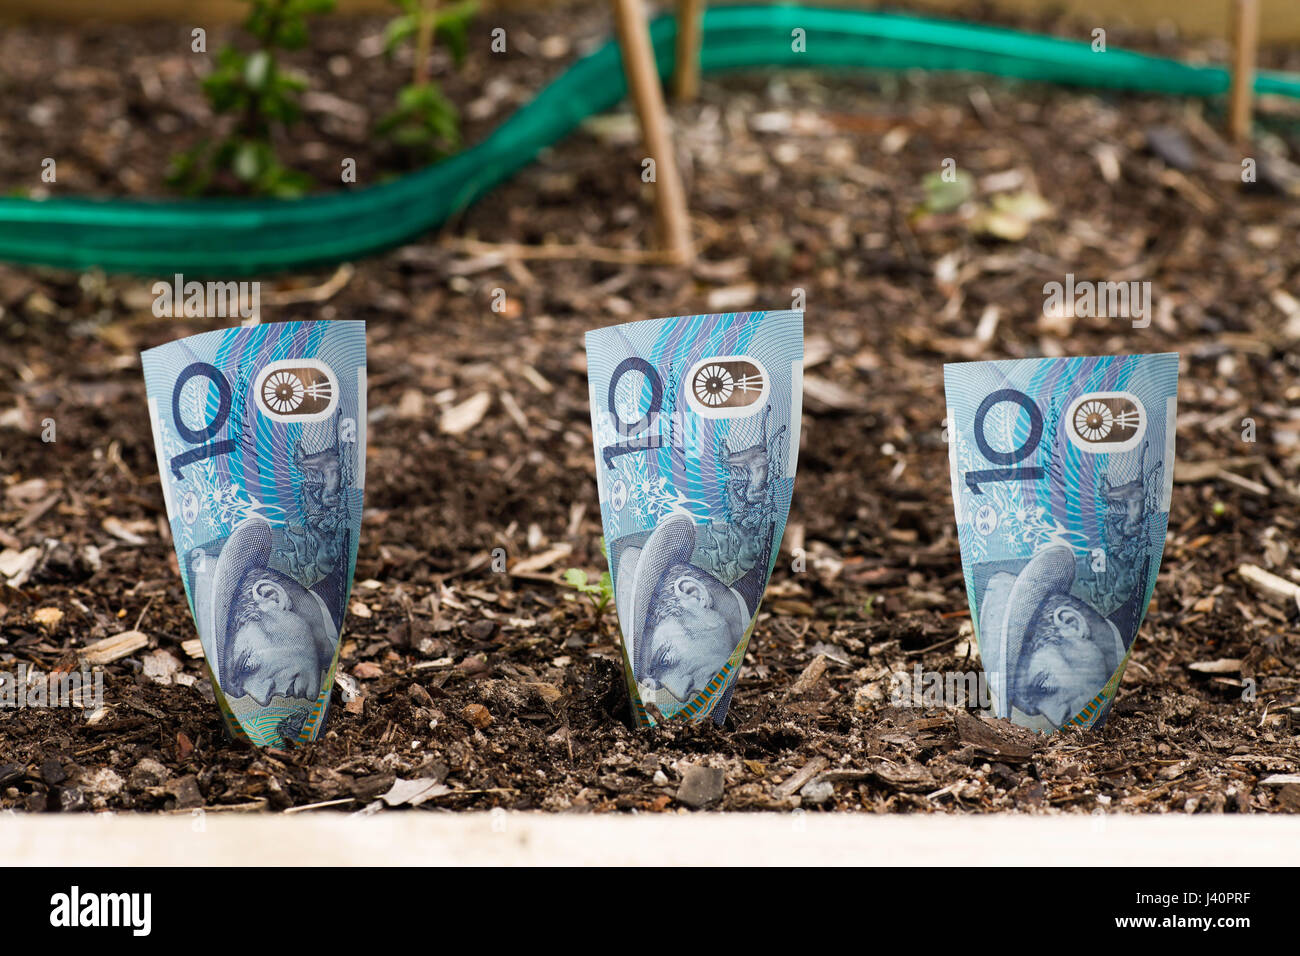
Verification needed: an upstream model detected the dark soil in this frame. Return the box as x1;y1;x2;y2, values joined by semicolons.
0;4;1298;815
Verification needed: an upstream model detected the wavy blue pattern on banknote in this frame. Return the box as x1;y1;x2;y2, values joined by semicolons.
945;353;1177;732
142;320;366;746
587;311;803;725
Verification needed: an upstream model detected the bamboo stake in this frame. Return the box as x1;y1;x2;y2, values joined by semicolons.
673;0;705;101
611;0;694;265
1228;0;1259;144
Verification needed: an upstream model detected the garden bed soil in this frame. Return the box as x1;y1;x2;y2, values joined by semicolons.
0;3;1297;815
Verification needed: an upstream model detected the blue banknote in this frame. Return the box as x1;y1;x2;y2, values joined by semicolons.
586;310;803;726
142;321;366;747
945;353;1178;732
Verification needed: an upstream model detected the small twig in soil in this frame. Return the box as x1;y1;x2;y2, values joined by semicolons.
775;756;828;798
442;237;677;266
261;263;355;306
284;797;357;814
906;632;964;658
133;595;155;633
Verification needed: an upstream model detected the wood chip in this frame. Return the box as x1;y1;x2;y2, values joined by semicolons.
775;756;829;798
954;711;1034;761
142;648;182;685
706;283;757;311
1175;458;1264;483
1260;774;1300;787
0;546;40;582
81;630;149;665
181;639;204;659
1238;563;1300;607
101;516;148;545
526;681;562;705
519;364;553;394
1214;469;1270;497
802;374;866;412
15;490;61;531
509;543;572;576
439;392;492;435
1175;457;1263;481
1188;658;1242;674
788;655;828;696
32;606;63;630
803;336;832;369
380;777;451;808
870;758;937;792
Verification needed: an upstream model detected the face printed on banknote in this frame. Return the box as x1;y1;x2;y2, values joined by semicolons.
587;311;803;726
945;354;1178;732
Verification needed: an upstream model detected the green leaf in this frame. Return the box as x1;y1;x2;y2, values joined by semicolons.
921;169;975;214
384;14;418;54
232;140;266;182
434;0;478;65
244;49;273;90
264;165;313;198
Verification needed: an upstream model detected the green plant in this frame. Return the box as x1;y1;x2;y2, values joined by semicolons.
376;0;476;158
169;0;335;196
562;568;615;621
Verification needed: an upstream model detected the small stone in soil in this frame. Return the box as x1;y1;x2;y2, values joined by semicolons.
81;767;123;797
800;779;835;805
526;682;562;705
676;765;725;809
462;703;493;729
40;756;67;786
165;774;203;809
129;758;169;791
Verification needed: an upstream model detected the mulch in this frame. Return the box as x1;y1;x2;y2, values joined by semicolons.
0;3;1297;815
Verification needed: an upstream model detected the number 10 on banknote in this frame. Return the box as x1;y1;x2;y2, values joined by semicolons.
944;353;1178;732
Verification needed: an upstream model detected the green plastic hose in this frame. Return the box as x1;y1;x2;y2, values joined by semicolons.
2;5;1296;277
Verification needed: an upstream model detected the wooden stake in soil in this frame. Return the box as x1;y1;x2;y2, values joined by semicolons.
673;0;705;101
611;0;694;265
1228;0;1259;144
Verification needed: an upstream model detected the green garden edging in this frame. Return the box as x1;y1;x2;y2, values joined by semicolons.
2;4;1296;277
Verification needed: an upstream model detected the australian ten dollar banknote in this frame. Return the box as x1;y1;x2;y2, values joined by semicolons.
142;320;366;747
586;311;803;726
945;353;1178;732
